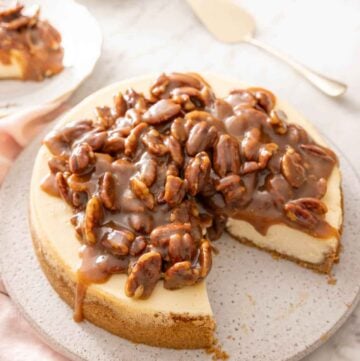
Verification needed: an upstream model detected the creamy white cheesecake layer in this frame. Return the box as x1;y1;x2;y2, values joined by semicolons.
30;74;342;321
0;50;23;79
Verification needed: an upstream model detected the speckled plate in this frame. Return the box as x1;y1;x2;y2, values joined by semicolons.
1;129;360;361
0;0;102;118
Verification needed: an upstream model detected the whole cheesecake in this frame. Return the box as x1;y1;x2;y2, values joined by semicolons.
30;73;342;349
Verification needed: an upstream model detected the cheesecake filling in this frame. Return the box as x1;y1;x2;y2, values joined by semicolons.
39;72;339;321
0;3;63;81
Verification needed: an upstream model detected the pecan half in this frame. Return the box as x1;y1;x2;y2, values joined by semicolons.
284;202;318;229
143;99;181;124
286;198;327;214
139;158;157;187
55;172;71;205
84;196;103;245
69;143;95;175
100;172;117;210
269;109;288;134
300;144;337;163
125;252;162;299
150;223;192;247
185;152;211;196
248;87;276;114
129;236;147;256
102;229;135;256
281;147;306;188
96;106;115;128
129;177;155;209
168;233;195;263
164;261;199;290
170;117;188;143
186;121;218;156
213;134;241;177
124;122;148;156
165;136;184;166
142;128;168;156
215;174;245;203
199;240;212;278
113;92;127;117
163;175;187;207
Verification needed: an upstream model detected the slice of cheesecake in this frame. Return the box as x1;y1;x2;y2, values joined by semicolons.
0;3;63;81
30;73;342;349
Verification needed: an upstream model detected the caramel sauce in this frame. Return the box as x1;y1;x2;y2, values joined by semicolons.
39;73;339;319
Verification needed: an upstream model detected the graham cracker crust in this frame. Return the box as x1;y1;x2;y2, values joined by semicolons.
30;218;215;349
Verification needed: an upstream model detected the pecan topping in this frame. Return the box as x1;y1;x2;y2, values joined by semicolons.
41;72;338;304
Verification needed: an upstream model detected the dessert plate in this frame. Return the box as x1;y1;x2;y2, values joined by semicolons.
0;0;102;118
1;124;360;361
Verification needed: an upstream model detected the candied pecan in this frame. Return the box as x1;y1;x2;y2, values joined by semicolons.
121;191;146;213
61;120;94;143
241;161;260;175
150;223;192;247
100;172;116;210
258;143;278;168
96;106;115;128
168;233;195;263
165;136;183;166
125;252;162;299
102;229;135;256
286;198;327;214
128;213;153;234
55;172;71;204
164;261;199;290
48;157;67;174
170;86;205;110
124;122;148;156
216;174;245;203
226;89;257;108
213;134;241;177
142;128;168;156
129;177;155;209
124;89;148;112
186;121;218;156
281;147;306;188
300;144;337;163
84;196;103;245
0;3;23;19
170;117;188;143
69;143;95;175
79;131;107;151
139;158;157;187
163;175;187;207
269;109;288;134
150;73;170;98
248;87;276;114
113;92;127;117
167;72;203;89
103;134;125;153
143;99;181;124
284;202;318;229
67;174;89;192
199;240;212;278
124;108;142;127
170;200;198;223
241;127;261;160
129;236;147;256
287;125;309;144
185;152;211;196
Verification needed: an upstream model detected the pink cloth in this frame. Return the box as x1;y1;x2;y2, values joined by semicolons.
0;103;70;361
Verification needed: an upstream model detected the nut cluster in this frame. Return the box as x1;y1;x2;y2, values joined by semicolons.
41;72;338;299
0;3;40;31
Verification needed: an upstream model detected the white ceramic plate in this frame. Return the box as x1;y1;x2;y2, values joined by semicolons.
0;0;102;118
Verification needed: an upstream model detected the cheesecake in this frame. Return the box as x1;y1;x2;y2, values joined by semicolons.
30;73;342;349
0;3;63;81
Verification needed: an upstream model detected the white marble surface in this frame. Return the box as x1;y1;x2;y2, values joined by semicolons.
69;0;360;360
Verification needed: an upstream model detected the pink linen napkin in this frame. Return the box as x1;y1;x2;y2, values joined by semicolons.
0;104;70;361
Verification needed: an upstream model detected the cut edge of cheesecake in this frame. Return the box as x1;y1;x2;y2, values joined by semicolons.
29;73;343;349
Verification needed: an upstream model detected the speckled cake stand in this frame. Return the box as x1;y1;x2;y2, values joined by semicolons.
1;130;360;361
